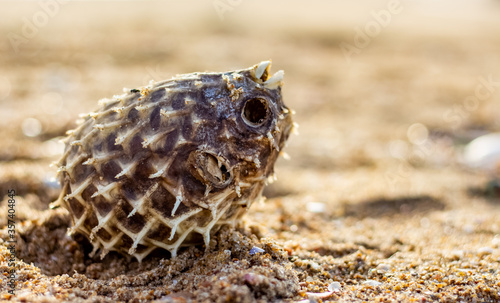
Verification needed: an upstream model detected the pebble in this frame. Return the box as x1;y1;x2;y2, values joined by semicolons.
249;246;265;255
363;280;382;287
328;282;341;292
305;282;340;299
376;263;391;272
309;261;321;272
492;235;500;248
463;132;500;172
306;202;326;213
477;247;493;256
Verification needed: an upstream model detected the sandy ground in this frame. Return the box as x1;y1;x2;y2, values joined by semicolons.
1;1;500;302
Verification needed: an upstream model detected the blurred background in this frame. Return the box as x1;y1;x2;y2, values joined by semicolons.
1;0;500;220
2;2;500;299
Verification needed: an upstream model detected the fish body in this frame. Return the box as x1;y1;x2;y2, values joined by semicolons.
53;61;293;261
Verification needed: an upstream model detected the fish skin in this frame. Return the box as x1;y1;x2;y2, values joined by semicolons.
52;61;293;262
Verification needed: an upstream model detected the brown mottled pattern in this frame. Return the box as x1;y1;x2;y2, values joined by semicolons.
52;61;294;262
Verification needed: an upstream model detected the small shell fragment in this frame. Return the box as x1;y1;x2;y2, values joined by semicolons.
463;132;500;173
249;246;265;255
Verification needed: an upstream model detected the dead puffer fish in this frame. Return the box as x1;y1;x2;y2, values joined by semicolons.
52;61;294;262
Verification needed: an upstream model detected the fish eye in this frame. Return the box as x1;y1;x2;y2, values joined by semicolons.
242;98;269;127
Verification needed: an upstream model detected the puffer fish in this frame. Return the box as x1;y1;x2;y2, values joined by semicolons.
52;61;294;262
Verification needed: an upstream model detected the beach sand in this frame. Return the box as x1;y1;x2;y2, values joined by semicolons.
1;1;500;302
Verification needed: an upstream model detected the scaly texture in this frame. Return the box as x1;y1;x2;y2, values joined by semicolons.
52;61;294;262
